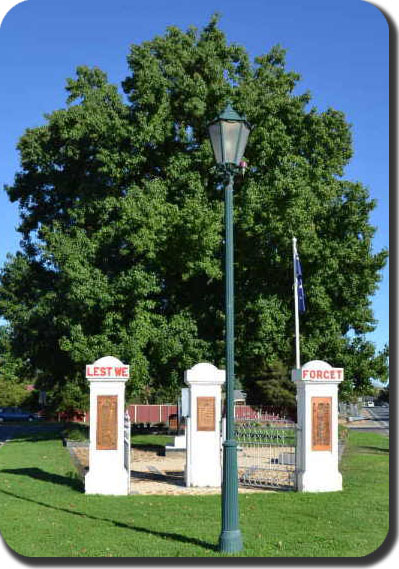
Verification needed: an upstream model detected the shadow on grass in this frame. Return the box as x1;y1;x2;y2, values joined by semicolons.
2;468;83;491
0;488;218;553
357;446;389;454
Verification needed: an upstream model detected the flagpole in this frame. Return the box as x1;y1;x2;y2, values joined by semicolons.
293;237;301;369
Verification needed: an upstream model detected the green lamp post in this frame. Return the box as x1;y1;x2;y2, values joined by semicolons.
208;103;251;554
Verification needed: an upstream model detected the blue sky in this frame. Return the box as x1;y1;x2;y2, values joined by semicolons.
0;0;389;353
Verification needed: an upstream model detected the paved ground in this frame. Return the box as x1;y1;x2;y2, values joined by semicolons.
70;446;265;495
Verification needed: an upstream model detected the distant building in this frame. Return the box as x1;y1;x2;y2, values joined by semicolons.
234;390;247;405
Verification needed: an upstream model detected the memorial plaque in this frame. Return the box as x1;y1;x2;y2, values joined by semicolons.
312;397;332;451
197;397;215;431
97;395;118;450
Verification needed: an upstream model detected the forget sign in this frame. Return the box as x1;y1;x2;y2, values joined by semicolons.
302;368;343;380
292;360;344;382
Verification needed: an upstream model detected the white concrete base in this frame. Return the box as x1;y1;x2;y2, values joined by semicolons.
298;468;342;492
186;417;223;487
85;464;130;496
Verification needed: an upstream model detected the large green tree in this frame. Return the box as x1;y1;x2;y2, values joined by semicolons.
0;16;388;410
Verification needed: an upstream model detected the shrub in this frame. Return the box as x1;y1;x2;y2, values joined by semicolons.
61;423;89;442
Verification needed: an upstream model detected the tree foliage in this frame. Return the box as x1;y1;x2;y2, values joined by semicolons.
0;16;388;410
0;326;32;407
244;359;297;417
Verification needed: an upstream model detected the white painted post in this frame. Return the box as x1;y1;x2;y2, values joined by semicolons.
85;356;130;495
184;363;225;487
165;388;189;453
293;360;343;492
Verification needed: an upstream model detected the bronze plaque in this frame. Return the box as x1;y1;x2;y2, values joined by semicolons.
197;397;215;431
312;397;332;451
97;395;118;450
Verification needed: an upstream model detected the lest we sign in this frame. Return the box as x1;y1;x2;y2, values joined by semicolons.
86;356;130;380
86;365;129;378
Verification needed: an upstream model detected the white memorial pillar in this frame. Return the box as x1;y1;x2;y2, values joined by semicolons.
185;363;225;487
85;356;130;495
293;360;343;492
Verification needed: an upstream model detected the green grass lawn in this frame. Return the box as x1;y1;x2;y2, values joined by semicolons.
131;433;174;448
0;427;389;558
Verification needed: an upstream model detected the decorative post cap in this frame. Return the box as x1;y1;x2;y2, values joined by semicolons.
184;362;226;386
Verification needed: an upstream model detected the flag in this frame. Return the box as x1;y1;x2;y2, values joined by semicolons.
295;253;306;314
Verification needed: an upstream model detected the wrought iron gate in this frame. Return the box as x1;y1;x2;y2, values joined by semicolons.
235;420;298;490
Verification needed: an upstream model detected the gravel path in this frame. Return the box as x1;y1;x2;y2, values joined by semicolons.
70;446;265;495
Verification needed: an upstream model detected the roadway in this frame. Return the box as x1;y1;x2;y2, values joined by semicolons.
350;405;389;436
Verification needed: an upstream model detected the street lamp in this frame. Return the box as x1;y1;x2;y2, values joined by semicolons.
208;102;251;554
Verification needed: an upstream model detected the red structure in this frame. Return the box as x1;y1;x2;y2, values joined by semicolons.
57;410;88;423
57;404;285;424
127;404;178;424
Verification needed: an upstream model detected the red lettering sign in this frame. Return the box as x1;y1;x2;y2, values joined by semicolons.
301;368;343;381
86;365;129;379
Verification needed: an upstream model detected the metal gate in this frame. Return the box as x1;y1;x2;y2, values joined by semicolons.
124;410;131;493
235;420;298;490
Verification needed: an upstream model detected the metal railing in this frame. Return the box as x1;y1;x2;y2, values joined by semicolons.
124;410;131;493
235;420;297;490
338;402;362;418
